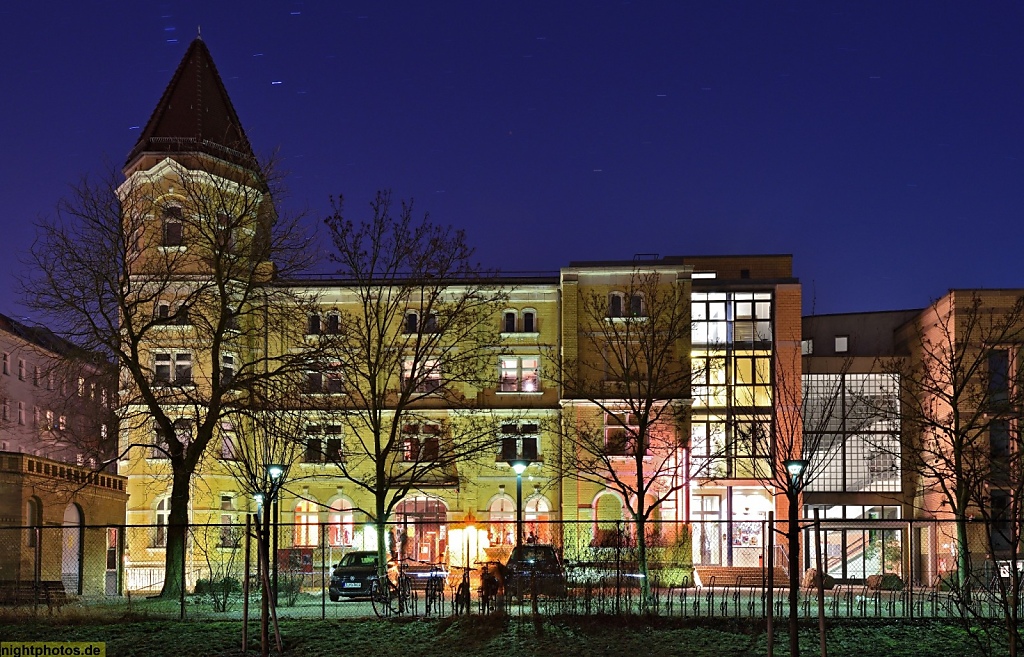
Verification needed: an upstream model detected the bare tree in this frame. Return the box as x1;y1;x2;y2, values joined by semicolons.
315;191;510;575
21;158;322;598
553;267;690;612
879;292;1024;656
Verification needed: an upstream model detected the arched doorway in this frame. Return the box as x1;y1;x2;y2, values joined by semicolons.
525;496;551;543
62;504;83;594
394;498;447;563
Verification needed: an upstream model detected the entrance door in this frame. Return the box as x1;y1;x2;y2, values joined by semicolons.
62;504;83;595
692;495;721;565
395;498;448;563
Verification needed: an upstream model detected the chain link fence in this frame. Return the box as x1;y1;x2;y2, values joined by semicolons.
0;518;1018;622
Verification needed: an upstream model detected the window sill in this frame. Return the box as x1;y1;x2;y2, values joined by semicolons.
158;246;187;253
605;316;648;323
500;332;541;339
496;390;544;396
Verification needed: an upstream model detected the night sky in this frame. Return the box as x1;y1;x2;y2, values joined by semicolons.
3;2;1024;319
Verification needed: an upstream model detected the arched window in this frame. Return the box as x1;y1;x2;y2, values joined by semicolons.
404;311;418;334
522;309;537;333
326;312;341;335
294;500;320;547
154;498;170;547
591;492;626;548
328;499;354;547
307;314;321;335
608;292;625;318
525;496;551;543
25;497;42;547
488;497;515;546
503;311;517;333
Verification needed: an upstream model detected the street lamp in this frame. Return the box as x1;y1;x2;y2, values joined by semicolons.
506;458;531;549
781;459;808;657
783;459;809;489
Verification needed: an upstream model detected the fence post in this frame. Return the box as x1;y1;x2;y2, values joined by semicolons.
767;511;774;657
243;514;252;653
907;519;913;620
180;524;187;620
814;508;827;657
320;522;326;621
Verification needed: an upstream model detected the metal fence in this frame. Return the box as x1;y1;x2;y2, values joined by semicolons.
0;518;1019;622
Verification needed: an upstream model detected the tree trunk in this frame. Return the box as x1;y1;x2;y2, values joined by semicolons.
955;513;971;606
636;513;651;613
159;465;192;598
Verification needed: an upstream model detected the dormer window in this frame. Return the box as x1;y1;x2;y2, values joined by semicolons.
162;206;183;247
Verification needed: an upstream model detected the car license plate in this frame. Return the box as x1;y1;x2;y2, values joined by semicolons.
343;582;361;589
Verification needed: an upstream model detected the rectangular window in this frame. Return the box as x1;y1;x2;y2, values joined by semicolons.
162;206;183;246
32;365;39;387
325;425;343;461
402;423;440;462
404;312;418;334
835;335;849;353
220;422;238;460
221;354;235;385
499;356;540;392
2;352;8;375
1;399;7;421
154;353;192;384
326;313;340;335
499;423;540;460
307;314;321;335
304;425;322;462
403;359;442;394
989;348;1010;405
17;401;25;425
604;412;644;457
18;359;25;380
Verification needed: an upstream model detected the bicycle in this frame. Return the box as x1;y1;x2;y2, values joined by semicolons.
423;562;448;617
451;565;476;615
369;561;414;618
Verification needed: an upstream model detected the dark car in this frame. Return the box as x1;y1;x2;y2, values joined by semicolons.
503;544;567;599
329;551;382;601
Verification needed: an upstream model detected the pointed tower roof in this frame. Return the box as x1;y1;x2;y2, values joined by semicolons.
125;37;257;172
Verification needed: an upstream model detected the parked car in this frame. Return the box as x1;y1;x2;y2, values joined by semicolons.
329;551;383;601
503;544;567;599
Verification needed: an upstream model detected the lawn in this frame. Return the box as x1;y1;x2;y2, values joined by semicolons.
0;614;998;657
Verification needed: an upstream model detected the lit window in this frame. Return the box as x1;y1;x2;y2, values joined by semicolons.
328;499;354;546
154;498;170;547
294;500;319;547
499;357;540;392
220;422;238;460
835;336;849;353
403;359;442;394
801;339;813;355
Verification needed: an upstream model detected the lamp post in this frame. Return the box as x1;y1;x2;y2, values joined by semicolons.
782;459;808;657
266;464;286;606
507;458;531;549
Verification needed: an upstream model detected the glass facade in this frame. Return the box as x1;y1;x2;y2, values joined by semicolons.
804;373;901;493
